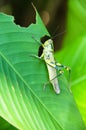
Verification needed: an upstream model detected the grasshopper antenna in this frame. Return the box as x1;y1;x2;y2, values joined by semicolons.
51;25;59;37
49;24;66;40
51;30;66;40
32;36;41;45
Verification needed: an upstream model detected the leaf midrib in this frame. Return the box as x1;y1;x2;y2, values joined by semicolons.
0;51;63;129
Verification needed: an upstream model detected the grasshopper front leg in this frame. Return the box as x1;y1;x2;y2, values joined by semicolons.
29;53;44;60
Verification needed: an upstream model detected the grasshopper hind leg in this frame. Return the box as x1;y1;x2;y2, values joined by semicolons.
43;70;63;94
43;80;60;94
56;62;71;80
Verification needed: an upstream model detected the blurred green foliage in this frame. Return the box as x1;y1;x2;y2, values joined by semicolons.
55;0;86;125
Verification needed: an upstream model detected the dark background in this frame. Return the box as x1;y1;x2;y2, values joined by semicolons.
0;0;68;50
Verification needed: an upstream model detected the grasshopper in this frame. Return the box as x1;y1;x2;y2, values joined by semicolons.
32;35;71;94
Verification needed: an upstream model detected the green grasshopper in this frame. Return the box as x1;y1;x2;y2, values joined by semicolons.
32;35;71;94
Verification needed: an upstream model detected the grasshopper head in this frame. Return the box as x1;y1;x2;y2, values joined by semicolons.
38;35;54;56
40;35;54;51
43;39;54;51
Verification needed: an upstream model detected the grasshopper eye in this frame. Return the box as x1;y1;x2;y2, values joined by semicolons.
51;43;54;50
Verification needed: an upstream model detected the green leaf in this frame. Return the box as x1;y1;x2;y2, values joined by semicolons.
55;0;86;127
0;117;17;130
0;10;85;130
